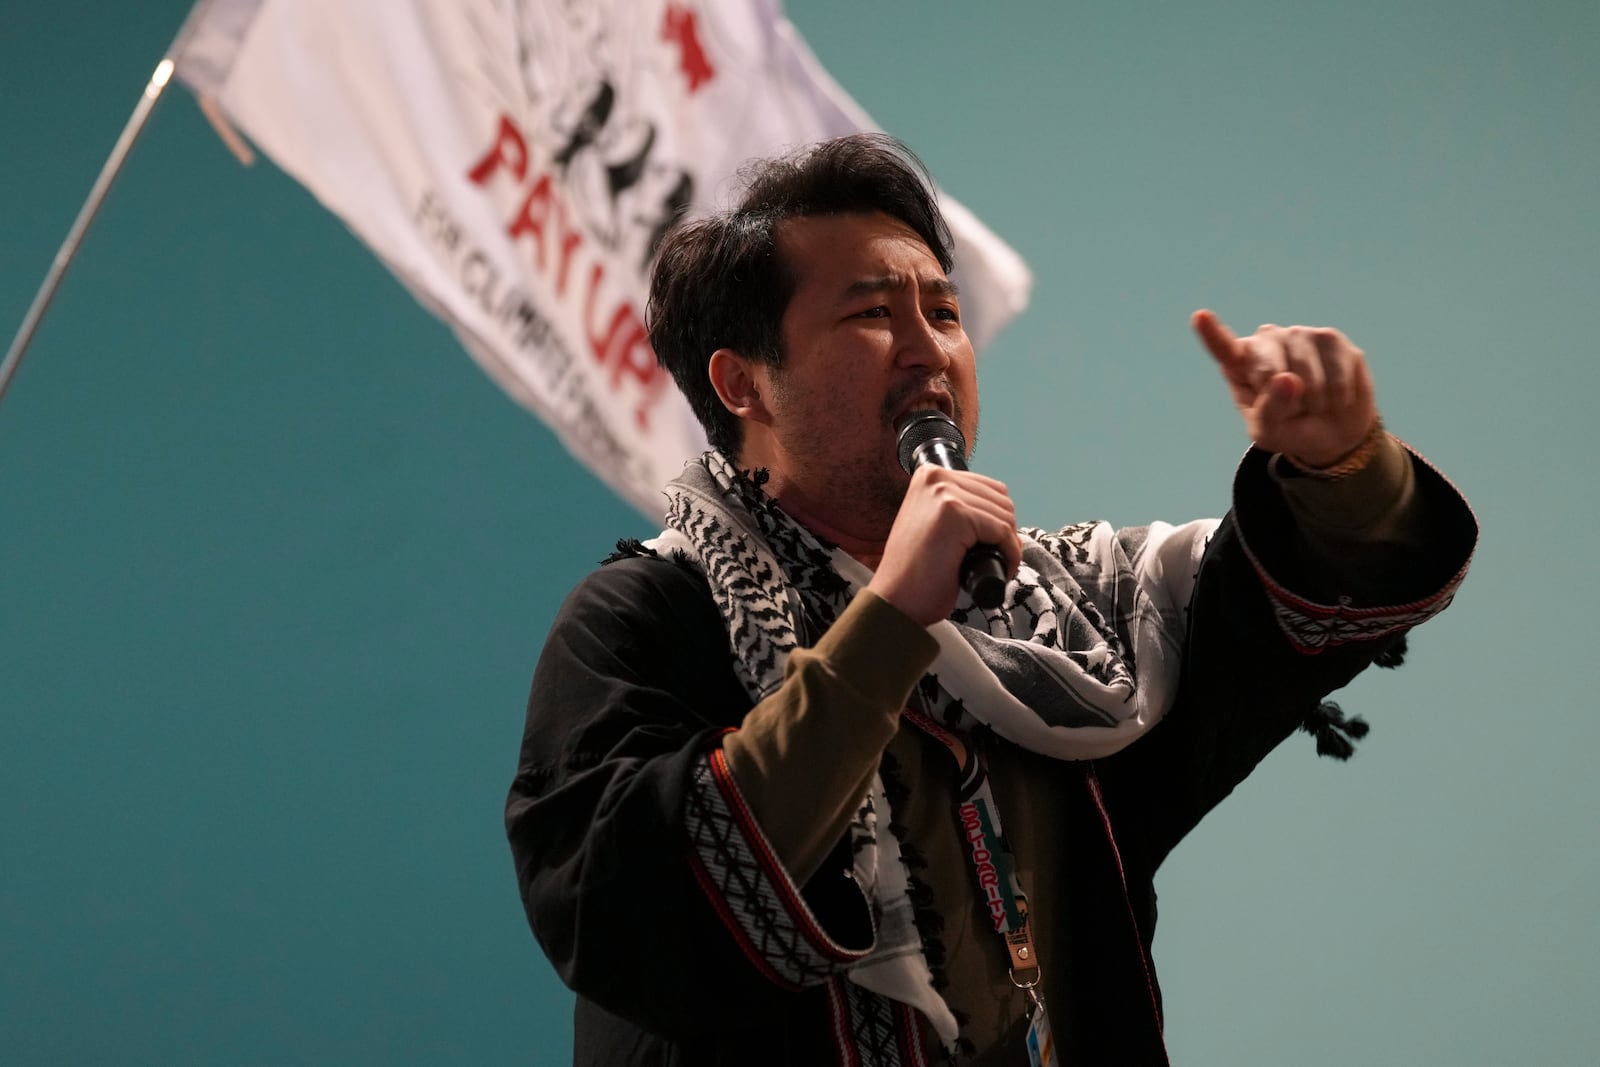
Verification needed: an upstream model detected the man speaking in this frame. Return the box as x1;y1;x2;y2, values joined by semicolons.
506;134;1476;1065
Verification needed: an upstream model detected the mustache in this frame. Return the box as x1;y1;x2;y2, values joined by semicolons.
881;375;960;427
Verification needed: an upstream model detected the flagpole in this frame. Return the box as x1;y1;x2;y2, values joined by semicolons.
0;2;216;411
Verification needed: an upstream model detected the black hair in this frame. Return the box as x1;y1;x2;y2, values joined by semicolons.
646;134;953;456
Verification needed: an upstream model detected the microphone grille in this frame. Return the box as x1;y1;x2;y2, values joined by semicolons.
895;410;966;473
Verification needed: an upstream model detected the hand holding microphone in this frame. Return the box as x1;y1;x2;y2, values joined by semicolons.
865;410;1020;625
897;410;1012;609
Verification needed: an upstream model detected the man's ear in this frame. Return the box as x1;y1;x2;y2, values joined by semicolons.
707;348;772;424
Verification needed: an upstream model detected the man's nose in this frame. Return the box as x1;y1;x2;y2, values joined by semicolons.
895;315;953;372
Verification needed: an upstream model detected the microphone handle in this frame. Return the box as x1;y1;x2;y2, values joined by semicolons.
961;544;1008;610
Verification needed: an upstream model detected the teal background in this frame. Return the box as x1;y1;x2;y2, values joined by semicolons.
3;1;1596;1063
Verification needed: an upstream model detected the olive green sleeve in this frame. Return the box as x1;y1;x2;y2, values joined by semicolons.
720;589;939;883
1269;432;1455;603
1273;432;1420;544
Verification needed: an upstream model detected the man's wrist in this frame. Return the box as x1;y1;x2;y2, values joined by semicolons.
1283;415;1386;481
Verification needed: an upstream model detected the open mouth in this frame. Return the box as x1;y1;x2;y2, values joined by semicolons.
889;384;955;428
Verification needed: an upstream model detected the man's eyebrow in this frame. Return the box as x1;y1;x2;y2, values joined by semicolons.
839;275;960;301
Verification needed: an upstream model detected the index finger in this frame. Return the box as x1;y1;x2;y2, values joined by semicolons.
1191;308;1243;364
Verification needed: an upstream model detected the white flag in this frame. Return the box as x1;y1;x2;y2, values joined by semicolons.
176;0;1031;517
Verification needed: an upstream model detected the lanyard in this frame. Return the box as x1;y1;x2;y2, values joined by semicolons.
904;707;1059;1066
902;708;1041;993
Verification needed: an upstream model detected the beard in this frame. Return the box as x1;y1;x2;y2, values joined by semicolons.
765;372;979;540
778;419;908;534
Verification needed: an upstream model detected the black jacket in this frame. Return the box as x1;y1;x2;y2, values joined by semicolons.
506;449;1476;1065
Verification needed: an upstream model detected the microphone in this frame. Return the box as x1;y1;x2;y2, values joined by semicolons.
895;410;1008;610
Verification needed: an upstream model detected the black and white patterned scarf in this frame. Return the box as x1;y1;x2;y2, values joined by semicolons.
652;451;1216;1044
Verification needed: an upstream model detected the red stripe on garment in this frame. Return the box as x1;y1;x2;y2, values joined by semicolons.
825;979;862;1067
706;743;867;963
895;1001;931;1067
1085;764;1171;1066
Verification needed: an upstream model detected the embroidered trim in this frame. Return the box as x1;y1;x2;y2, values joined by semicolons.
1238;441;1476;655
895;1001;933;1067
825;980;862;1067
1254;571;1464;655
684;740;872;989
822;982;935;1067
850;983;900;1065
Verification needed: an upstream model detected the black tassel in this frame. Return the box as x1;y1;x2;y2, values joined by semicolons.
1301;700;1371;761
1375;634;1409;669
600;537;655;565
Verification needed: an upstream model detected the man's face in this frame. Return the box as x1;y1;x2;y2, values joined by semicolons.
758;211;979;529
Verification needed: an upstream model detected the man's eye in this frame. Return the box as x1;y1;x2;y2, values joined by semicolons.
856;306;889;319
932;307;960;322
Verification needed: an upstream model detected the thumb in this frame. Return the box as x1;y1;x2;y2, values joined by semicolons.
1254;372;1302;424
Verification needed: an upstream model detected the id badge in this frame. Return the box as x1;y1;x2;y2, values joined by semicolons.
1025;998;1058;1067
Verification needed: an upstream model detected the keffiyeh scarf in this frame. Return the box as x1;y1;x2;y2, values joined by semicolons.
652;451;1216;1044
